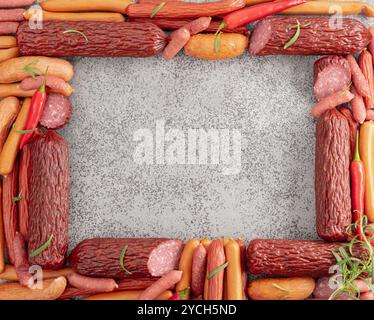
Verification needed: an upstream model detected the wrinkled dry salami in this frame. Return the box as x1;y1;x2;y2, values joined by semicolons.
249;17;370;56
26;131;70;269
248;239;343;277
315;109;351;242
314;56;351;101
68;238;183;279
17;21;167;58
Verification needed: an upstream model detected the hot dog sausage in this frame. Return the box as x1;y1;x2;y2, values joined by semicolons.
191;244;207;298
13;232;31;287
350;85;366;124
311;89;354;118
0;9;25;22
0;0;34;8
138;270;182;300
0;22;18;35
163;27;190;61
347;54;371;99
67;273;118;293
206;239;225;300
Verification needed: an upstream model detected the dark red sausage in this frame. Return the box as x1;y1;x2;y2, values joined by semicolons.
339;106;358;160
315;109;351;242
14;232;31;287
59;277;156;299
69;238;183;279
0;9;25;22
314;56;351;102
0;22;18;35
18;146;29;242
26;131;70;269
2;157;18;265
248;239;345;277
128;17;249;35
17;21;167;58
39;93;72;130
249;17;370;56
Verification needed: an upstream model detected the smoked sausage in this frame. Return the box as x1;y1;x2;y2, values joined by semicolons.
249;17;370;56
315;109;351;241
69;238;183;279
26;131;70;269
248;239;345;277
17;21;167;58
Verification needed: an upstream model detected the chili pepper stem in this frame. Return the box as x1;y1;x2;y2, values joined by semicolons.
215;21;226;35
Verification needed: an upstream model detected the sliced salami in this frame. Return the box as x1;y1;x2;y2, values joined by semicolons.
68;238;184;279
39;93;72;130
314;56;351;101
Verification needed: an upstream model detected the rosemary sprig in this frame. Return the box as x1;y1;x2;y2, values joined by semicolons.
23;60;42;79
12;191;22;203
214;31;222;53
207;261;228;280
284;20;311;50
119;245;132;274
16;129;35;134
63;29;88;43
150;2;166;18
329;218;374;300
29;235;53;258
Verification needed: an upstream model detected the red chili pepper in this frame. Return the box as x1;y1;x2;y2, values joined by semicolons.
218;0;307;29
351;131;365;240
19;77;47;150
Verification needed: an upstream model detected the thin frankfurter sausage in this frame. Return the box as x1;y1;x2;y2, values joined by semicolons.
163;27;190;61
0;0;34;8
0;265;73;281
67;273;117;292
0;83;34;98
351;85;366;124
225;240;242;300
24;9;125;22
20;76;74;97
0;22;18;35
0;56;74;83
0;36;16;49
14;232;31;287
0;277;67;300
175;239;200;298
201;238;211;300
0;47;19;63
191;244;207;298
138;270;183;300
40;0;132;13
311;89;354;118
0;98;30;176
236;239;247;299
0;9;25;22
0;97;19;273
369;27;374;56
206;239;225;300
83;290;172;300
283;1;374;17
358;50;374;109
126;0;246;19
347;54;371;99
188;17;212;35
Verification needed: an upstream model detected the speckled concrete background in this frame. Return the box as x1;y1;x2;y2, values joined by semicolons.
60;10;373;251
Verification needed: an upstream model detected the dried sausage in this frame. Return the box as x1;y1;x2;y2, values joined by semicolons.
163;27;190;60
315;109;352;241
206;239;225;300
350;85;366;124
69;238;183;279
311;89;354;118
249;17;370;56
347;54;371;99
13;232;31;287
20;76;74;97
17;21;167;58
191;244;207;298
248;239;344;277
26;131;70;269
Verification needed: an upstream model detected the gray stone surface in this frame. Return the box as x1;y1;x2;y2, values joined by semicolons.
61;14;373;251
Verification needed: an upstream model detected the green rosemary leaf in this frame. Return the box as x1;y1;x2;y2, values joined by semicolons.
214;31;222;53
23;60;42;79
63;29;88;43
29;235;53;258
119;245;132;274
207;261;228;280
15;129;35;134
284;20;301;50
272;283;291;293
150;2;166;18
